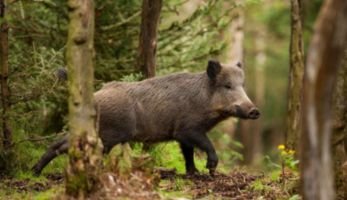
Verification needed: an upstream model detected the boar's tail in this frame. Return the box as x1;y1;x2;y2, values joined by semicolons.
32;136;68;176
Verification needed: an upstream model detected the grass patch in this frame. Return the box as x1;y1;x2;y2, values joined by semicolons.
149;142;208;174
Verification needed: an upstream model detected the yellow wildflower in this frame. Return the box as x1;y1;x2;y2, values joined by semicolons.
281;151;288;156
277;144;285;150
288;150;295;155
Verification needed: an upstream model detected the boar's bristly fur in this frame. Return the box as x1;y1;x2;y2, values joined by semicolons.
32;60;260;176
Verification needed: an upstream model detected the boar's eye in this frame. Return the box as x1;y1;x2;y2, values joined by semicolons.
224;85;232;89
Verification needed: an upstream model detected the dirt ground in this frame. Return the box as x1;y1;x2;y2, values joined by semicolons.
0;169;296;199
159;170;259;199
1;173;64;193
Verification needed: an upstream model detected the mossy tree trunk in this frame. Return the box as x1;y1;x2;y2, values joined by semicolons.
332;51;347;200
301;0;347;199
137;0;162;78
0;0;11;149
286;0;304;152
65;0;102;198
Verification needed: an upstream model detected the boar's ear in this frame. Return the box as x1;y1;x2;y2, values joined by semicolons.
207;60;221;80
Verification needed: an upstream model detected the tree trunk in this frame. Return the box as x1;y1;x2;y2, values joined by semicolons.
249;31;266;165
239;30;266;165
225;8;256;165
286;0;304;151
65;0;102;198
226;9;244;63
332;50;347;200
236;15;266;164
137;0;162;78
301;0;347;199
221;8;243;142
0;0;11;149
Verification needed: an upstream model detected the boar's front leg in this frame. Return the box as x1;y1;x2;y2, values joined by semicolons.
179;142;198;175
177;132;218;176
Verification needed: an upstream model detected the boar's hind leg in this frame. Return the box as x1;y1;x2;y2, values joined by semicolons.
177;133;218;174
179;143;198;175
100;129;134;154
32;137;68;176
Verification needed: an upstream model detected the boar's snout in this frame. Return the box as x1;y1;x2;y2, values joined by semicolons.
248;107;260;119
235;102;260;119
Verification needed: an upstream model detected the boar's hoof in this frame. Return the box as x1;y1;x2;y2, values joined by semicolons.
209;168;216;177
206;157;218;169
186;168;199;176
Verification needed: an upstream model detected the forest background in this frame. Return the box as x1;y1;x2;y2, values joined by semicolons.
1;0;343;199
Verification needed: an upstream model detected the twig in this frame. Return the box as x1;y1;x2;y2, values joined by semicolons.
10;132;66;147
101;11;141;31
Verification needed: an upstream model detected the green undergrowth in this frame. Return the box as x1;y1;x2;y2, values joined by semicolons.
149;142;208;174
0;127;299;199
0;184;64;200
158;177;194;199
0;131;68;177
248;170;300;200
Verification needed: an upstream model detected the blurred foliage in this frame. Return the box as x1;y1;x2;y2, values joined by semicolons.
242;1;290;142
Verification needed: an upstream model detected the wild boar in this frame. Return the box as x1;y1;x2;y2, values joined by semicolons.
32;60;260;176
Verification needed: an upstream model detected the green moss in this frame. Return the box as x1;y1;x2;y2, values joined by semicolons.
34;186;64;200
0;173;63;200
158;178;193;199
158;190;192;199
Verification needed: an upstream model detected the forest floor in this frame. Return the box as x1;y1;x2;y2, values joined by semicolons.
0;140;300;199
0;167;300;200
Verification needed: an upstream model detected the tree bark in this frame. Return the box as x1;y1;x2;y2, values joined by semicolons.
137;0;162;78
239;30;266;165
227;9;244;63
65;0;102;198
237;12;266;165
301;0;347;199
251;31;266;164
286;0;304;151
0;0;11;149
332;50;347;200
221;8;243;144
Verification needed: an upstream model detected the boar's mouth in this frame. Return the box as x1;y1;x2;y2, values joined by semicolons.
234;107;249;119
219;107;247;119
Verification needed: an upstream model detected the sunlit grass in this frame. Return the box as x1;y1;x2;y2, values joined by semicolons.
149;142;208;174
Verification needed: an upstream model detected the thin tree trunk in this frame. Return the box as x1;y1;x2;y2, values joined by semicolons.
237;13;266;164
239;30;266;165
65;0;102;198
227;9;244;63
251;31;266;164
286;0;304;151
301;0;347;199
226;9;254;164
0;0;11;149
332;50;347;200
221;8;243;142
228;9;249;164
137;0;162;78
